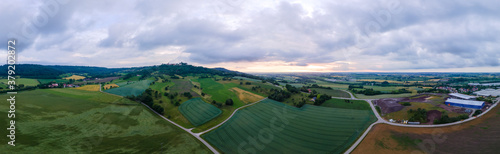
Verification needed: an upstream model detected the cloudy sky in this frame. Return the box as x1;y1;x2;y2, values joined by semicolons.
1;0;500;72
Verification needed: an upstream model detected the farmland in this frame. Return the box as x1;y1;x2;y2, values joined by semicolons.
178;98;222;126
229;87;265;103
171;79;199;97
383;102;464;121
203;99;377;153
103;83;119;90
0;89;210;153
322;98;372;110
104;80;153;97
38;79;69;84
353;106;500;154
74;85;101;91
194;78;245;108
309;88;351;98
0;78;39;87
76;76;121;84
64;75;86;80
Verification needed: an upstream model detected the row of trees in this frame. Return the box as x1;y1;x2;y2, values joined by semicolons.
434;114;469;124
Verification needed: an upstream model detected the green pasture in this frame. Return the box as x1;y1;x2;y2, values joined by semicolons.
310;88;351;98
322;98;371;110
104;80;153;97
0;89;209;153
194;78;245;108
179;98;222;126
203;99;377;153
37;79;69;84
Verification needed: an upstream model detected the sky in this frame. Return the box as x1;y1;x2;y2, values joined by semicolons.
1;0;500;72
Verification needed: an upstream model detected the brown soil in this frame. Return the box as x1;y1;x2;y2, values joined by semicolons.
353;106;500;154
425;110;442;124
229;87;264;104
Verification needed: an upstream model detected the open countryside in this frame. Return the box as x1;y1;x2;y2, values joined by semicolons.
3;1;500;153
203;99;377;153
0;89;210;153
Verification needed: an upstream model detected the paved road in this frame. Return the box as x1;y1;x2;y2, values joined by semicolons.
141;102;220;154
140;97;268;154
342;91;500;154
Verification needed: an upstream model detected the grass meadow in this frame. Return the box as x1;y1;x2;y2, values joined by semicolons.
104;80;153;97
178;98;222;126
0;89;210;153
203;99;377;153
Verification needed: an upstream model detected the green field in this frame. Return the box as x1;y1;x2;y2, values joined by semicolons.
38;79;69;84
203;99;377;153
0;78;40;87
104;80;153;97
0;89;209;153
179;98;222;126
322;98;371;110
194;78;245;108
0;78;39;90
150;81;174;92
354;93;416;99
233;76;262;82
313;80;349;90
170;79;196;94
310;88;351;98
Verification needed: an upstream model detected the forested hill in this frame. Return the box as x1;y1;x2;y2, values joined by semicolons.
0;64;63;79
0;63;275;84
123;63;273;83
0;64;129;79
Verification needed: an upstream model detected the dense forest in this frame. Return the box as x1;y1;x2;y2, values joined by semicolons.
0;64;131;78
0;64;64;79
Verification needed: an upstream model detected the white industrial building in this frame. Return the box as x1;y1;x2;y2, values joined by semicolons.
445;98;485;109
449;93;477;100
473;89;500;97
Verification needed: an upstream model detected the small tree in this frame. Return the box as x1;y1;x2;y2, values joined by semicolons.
225;99;234;106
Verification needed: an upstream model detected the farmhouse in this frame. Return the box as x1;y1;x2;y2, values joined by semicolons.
449;93;477;100
445;98;484;109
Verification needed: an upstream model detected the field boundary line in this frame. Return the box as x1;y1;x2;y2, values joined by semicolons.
140;102;220;154
198;97;268;135
100;91;125;98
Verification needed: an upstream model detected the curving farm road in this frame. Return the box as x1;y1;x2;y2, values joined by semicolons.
140;98;268;154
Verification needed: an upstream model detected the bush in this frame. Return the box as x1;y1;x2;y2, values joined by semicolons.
408;108;427;123
434;114;469;124
376;106;382;114
183;92;193;98
399;102;411;106
472;110;482;116
152;104;165;115
225;99;234;106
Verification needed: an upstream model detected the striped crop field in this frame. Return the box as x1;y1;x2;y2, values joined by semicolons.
179;98;222;126
203;99;377;153
104;80;153;97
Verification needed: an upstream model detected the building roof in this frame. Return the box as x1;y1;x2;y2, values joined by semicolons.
445;98;484;106
449;93;477;99
473;89;500;97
